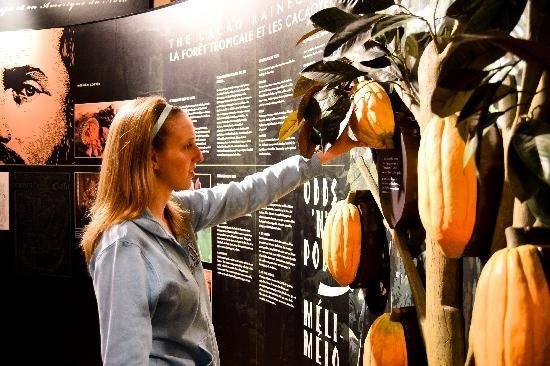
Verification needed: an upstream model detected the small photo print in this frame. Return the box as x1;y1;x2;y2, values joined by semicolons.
75;172;100;237
74;100;131;158
203;268;213;305
0;172;8;230
192;173;212;263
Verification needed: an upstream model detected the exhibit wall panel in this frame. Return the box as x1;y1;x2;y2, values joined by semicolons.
0;1;377;364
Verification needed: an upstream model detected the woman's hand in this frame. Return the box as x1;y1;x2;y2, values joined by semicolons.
315;125;367;164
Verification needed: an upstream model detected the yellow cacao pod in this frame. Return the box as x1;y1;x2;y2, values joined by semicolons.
417;114;477;257
350;80;395;149
322;200;362;286
469;245;550;366
363;313;408;366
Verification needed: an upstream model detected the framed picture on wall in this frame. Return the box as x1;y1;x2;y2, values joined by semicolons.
74;100;131;158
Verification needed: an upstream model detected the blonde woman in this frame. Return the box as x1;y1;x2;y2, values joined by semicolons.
81;96;361;365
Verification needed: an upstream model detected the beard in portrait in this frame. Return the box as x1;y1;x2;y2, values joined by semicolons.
0;27;74;165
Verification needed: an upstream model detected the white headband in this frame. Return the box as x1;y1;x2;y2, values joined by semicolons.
152;104;172;138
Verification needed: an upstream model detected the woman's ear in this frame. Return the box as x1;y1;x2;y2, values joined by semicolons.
151;149;160;170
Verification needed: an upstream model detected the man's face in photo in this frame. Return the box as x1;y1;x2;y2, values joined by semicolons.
0;28;69;164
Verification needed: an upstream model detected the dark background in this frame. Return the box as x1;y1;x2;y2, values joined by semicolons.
0;1;456;365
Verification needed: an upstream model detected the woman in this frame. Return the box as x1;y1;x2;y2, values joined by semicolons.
81;96;361;365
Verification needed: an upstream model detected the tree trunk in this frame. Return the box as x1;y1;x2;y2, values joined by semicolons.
425;240;465;366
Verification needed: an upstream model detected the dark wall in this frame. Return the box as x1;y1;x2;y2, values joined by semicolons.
0;0;150;31
0;1;474;365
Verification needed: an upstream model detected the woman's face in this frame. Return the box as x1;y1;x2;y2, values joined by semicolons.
153;112;204;192
0;28;69;164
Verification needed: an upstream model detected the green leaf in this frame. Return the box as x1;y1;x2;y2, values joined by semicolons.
316;114;342;148
526;184;550;225
301;60;362;84
370;14;423;40
511;120;550;186
315;95;351;148
354;62;402;81
447;0;527;34
298;118;316;158
431;87;473;117
508;134;541;201
450;34;550;70
458;82;515;122
485;35;550;69
438;36;504;87
433;36;517;117
297;91;321;122
324;13;385;57
438;68;490;91
481;111;505;130
293;76;323;98
362;40;390;60
303;98;322;123
278;111;303;142
403;34;419;60
336;0;395;14
310;7;359;33
360;56;391;68
464;0;527;34
296;27;324;46
447;0;481;20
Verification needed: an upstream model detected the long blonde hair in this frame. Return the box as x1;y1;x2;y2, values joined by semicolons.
80;96;188;264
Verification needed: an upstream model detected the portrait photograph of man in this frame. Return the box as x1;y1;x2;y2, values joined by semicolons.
0;27;73;165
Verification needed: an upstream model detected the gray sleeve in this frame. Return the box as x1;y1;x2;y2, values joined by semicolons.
91;241;159;366
173;154;323;232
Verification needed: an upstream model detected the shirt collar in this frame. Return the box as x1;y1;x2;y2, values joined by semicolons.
131;208;175;242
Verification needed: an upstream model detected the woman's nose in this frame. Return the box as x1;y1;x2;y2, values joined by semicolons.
196;146;204;163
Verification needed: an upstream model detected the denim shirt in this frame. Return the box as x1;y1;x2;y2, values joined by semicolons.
89;155;323;365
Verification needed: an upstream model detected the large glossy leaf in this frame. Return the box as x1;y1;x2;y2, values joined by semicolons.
314;88;341;111
438;68;490;91
316;95;351;147
464;133;478;169
316;114;343;148
511;120;550;186
296;27;323;46
324;14;385;57
447;0;527;34
298;118;316;158
446;0;484;23
437;37;504;86
278;111;303;142
370;14;423;40
360;56;391;68
301;60;362;84
362;40;390;60
402;32;431;81
458;82;515;122
433;38;505;116
431;87;473;117
354;62;402;81
297;90;321;122
336;0;395;14
526;184;550;225
465;0;527;34
508;134;541;202
310;7;359;33
303;97;322;122
293;76;322;98
462;34;550;69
